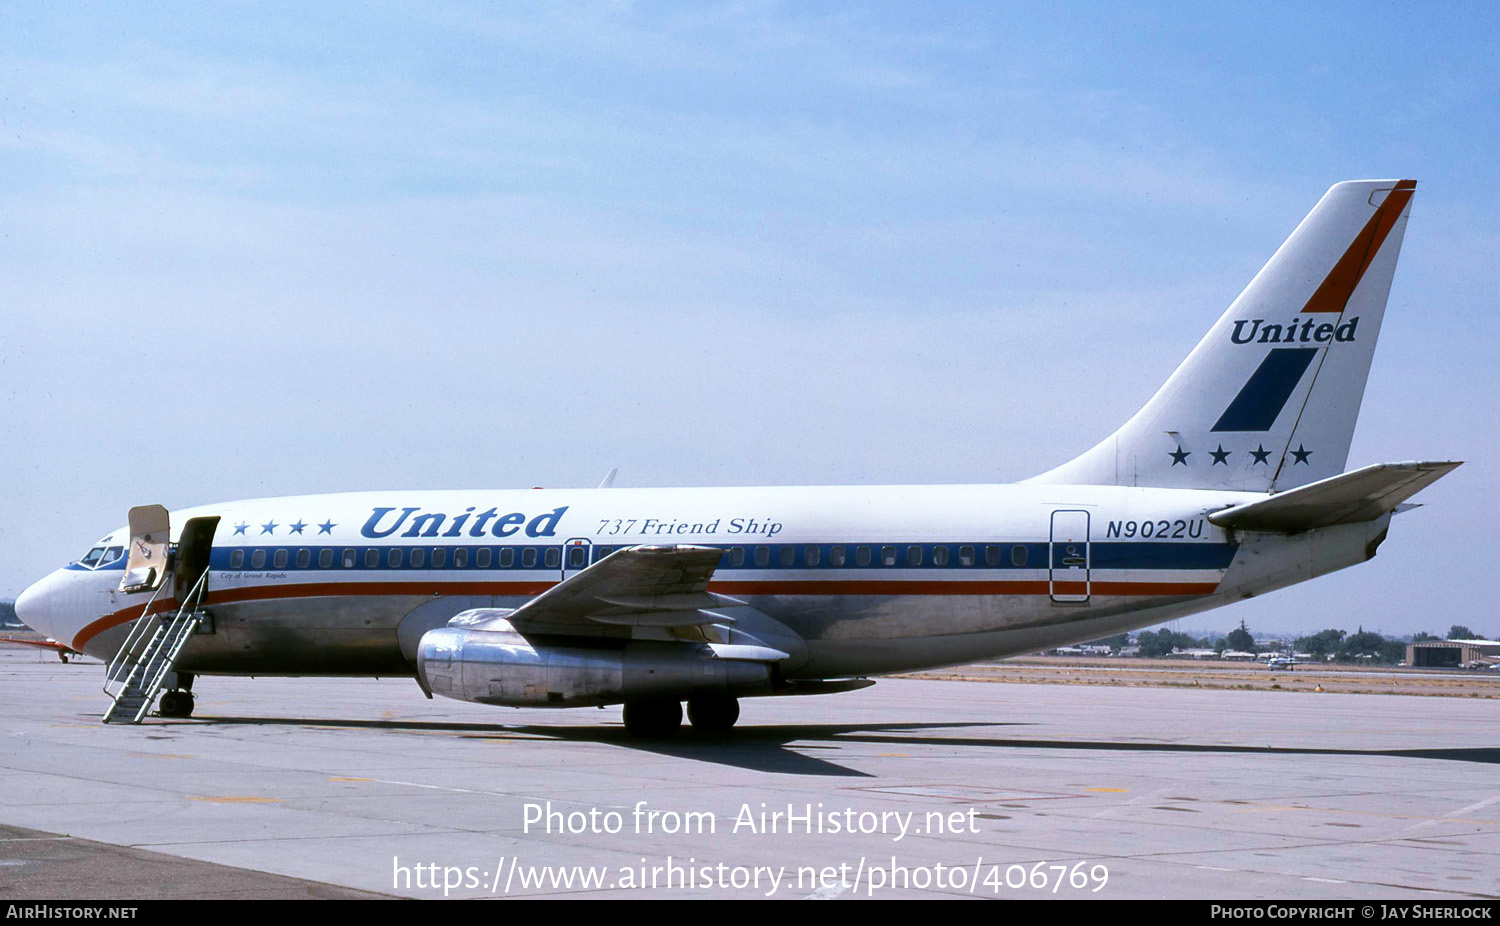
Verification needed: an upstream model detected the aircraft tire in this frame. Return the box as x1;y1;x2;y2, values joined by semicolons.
158;691;195;718
686;695;740;733
622;699;682;737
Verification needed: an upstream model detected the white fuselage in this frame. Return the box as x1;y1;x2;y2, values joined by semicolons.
17;482;1389;681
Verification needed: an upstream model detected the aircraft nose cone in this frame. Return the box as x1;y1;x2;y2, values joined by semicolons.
14;574;54;636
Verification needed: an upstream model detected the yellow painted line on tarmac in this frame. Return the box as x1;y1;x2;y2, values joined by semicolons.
188;796;283;804
329;777;373;782
877;753;910;757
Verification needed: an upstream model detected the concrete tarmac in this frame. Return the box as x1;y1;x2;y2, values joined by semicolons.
0;649;1495;899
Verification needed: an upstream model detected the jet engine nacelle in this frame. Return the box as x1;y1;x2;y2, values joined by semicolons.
416;619;775;708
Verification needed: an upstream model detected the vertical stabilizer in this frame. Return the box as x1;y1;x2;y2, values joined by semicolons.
1028;179;1415;492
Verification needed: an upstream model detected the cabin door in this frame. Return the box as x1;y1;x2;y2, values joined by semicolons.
1049;510;1091;603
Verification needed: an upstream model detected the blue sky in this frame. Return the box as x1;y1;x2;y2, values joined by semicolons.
3;2;1496;635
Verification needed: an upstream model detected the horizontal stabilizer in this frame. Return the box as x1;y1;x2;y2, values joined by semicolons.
1207;461;1461;532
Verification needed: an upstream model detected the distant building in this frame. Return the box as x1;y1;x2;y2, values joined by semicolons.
1406;639;1500;668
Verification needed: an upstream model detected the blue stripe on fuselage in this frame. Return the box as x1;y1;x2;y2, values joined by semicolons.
206;540;1238;573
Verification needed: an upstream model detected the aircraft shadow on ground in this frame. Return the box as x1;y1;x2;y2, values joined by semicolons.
135;714;1500;778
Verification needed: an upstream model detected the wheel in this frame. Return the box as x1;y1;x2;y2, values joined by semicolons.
622;699;682;737
687;695;740;733
158;691;195;718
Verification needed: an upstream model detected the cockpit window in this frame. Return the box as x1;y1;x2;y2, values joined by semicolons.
77;537;125;570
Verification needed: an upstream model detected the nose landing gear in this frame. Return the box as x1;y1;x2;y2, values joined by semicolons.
156;673;196;718
156;690;195;718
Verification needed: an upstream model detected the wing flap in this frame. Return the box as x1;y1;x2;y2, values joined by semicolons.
1208;461;1461;533
707;643;791;662
595;591;745;612
588;609;733;629
507;544;731;632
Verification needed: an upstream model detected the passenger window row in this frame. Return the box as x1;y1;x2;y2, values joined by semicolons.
224;543;1033;571
723;543;1030;568
228;546;563;570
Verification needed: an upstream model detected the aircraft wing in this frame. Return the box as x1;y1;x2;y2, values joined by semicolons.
503;544;747;633
1208;461;1461;533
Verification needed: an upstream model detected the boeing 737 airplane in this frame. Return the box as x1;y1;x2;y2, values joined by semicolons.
14;179;1458;736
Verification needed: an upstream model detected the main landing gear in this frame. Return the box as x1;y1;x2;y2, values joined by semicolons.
686;694;740;733
621;695;740;737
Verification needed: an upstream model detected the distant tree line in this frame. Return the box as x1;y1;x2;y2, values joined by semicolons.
1084;622;1489;664
1292;628;1405;663
1135;629;1209;657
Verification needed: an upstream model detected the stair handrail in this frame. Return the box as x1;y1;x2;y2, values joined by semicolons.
103;576;173;696
133;570;209;712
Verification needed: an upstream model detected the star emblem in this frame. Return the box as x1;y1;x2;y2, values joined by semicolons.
1168;446;1190;466
233;522;249;535
1209;445;1230;466
260;520;278;535
288;520;307;535
1291;444;1312;465
318;519;336;534
1249;444;1271;465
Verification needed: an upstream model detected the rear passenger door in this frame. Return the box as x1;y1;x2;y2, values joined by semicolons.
1049;510;1090;603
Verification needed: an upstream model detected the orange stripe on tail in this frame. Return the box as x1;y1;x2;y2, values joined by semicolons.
1302;179;1416;313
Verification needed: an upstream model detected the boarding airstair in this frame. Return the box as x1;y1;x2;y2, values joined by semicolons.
102;573;207;723
102;508;219;724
